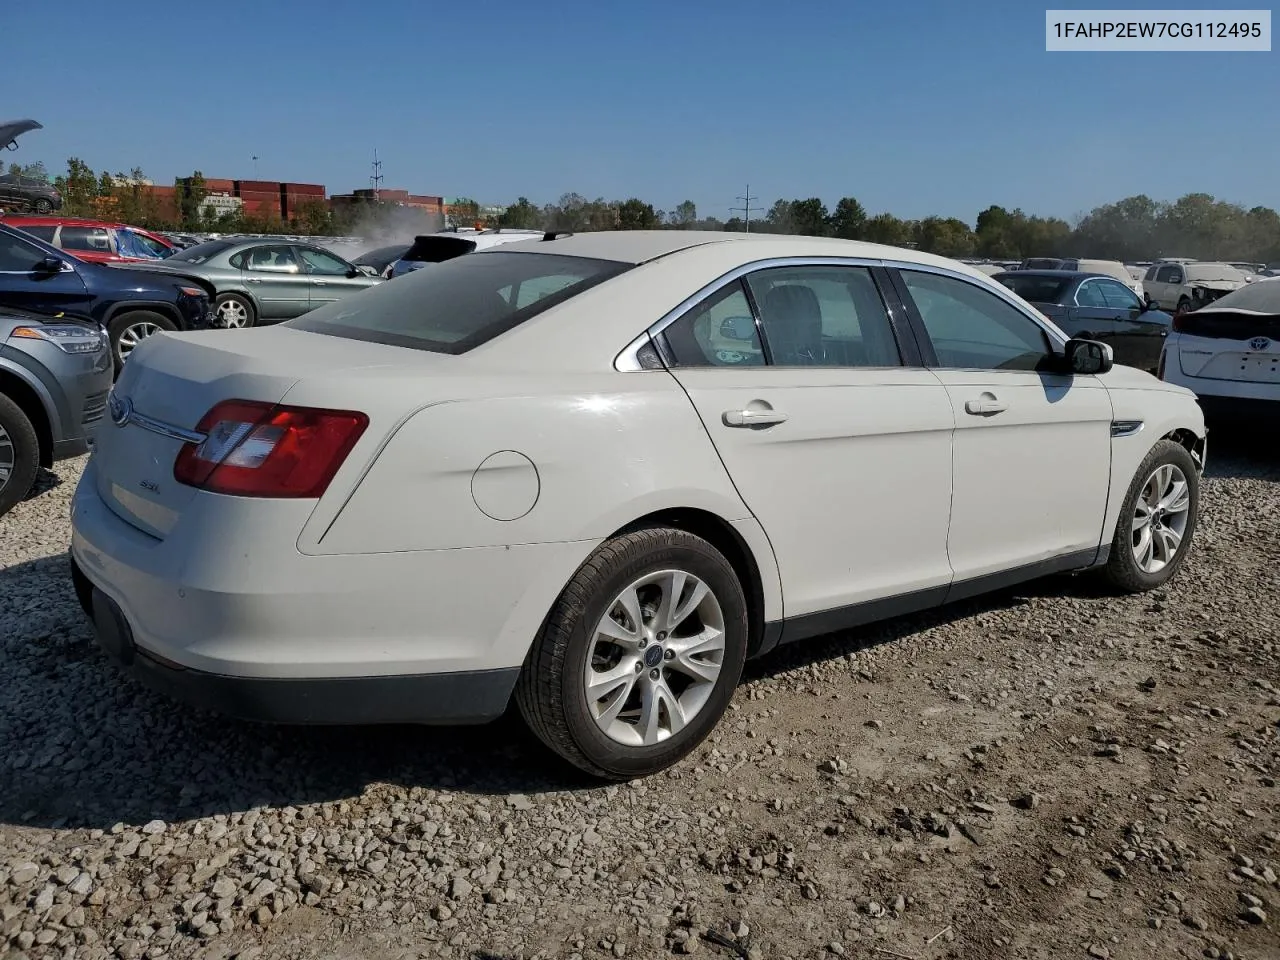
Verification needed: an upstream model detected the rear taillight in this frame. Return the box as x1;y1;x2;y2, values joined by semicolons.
174;400;368;498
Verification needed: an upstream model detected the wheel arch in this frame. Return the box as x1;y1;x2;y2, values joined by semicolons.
102;300;182;328
0;367;54;467
217;288;261;316
609;506;777;659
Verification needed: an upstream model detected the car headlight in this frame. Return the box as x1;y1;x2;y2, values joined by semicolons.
9;323;108;355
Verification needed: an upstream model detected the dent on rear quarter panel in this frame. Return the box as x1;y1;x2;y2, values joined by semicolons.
299;378;756;555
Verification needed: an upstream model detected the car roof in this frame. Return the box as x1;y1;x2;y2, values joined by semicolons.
1;215;131;229
993;270;1109;280
488;230;998;275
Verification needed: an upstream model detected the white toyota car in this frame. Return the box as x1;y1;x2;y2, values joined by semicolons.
1159;277;1280;421
70;232;1208;780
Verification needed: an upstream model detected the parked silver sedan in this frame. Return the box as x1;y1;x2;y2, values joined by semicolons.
123;238;384;328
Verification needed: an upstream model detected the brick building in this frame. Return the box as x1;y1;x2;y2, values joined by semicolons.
329;188;444;217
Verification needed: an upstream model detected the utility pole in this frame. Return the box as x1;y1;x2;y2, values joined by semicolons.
370;149;384;202
730;184;758;233
251;155;259;178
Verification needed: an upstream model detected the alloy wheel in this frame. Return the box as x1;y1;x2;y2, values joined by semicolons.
0;423;13;492
216;299;249;328
584;570;726;747
1131;463;1191;574
117;321;162;361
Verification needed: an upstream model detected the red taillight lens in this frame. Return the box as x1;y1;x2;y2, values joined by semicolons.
173;400;368;498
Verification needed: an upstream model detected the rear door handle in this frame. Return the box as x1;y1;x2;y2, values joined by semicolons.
313;280;328;286
964;398;1007;416
245;277;262;284
723;409;788;427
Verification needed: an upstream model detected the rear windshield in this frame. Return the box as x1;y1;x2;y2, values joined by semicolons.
167;239;236;264
1021;258;1063;270
402;235;477;263
286;251;631;354
994;274;1070;304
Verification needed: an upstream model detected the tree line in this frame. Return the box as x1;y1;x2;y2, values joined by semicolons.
10;159;1280;264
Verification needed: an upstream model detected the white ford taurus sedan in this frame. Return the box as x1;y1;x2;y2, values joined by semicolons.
70;231;1208;780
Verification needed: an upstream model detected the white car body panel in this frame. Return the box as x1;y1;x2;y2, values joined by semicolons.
68;232;1208;725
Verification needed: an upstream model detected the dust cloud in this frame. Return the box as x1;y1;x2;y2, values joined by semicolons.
320;204;447;260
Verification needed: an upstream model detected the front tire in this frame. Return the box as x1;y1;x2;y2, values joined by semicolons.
33;198;53;214
516;527;748;781
1102;439;1199;593
109;311;176;372
0;393;40;519
214;293;256;329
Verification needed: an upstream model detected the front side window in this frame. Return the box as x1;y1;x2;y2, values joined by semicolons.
58;226;112;253
298;246;352;276
0;231;47;271
1155;265;1182;284
244;245;300;273
1074;280;1108;307
1098;279;1142;310
745;266;900;367
663;281;765;367
286;251;630;354
900;270;1052;371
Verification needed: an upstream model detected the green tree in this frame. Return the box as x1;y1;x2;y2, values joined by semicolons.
763;199;794;234
447;197;480;228
828;197;867;240
500;196;541;229
862;212;914;247
176;171;208;230
789;198;831;236
672;200;698;228
616;197;658;230
914;216;976;257
54;158;100;216
7;160;48;180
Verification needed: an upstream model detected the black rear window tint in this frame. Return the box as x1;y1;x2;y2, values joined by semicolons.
994;274;1070;303
19;224;56;241
286;251;631;354
402;236;477;263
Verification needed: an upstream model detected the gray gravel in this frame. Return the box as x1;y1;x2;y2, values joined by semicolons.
2;435;1278;960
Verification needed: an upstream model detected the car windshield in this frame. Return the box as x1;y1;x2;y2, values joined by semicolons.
994;274;1070;303
1022;258;1062;270
167;239;236;264
286;251;631;354
1185;264;1245;282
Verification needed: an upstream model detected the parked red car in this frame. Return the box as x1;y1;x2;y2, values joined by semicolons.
0;215;175;264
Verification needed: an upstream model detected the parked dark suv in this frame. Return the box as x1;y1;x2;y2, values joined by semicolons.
0;222;215;373
0;173;62;214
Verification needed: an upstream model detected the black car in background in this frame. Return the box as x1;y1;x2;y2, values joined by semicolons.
0;173;62;214
993;270;1172;373
0;222;215;373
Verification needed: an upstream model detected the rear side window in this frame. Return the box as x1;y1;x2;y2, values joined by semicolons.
286;251;630;354
0;230;47;271
58;226;112;252
1075;281;1107;308
995;274;1069;304
169;239;235;264
18;224;56;242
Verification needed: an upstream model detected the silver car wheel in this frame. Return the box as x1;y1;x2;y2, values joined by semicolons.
216;299;250;328
116;322;162;360
584;569;726;747
0;423;14;491
1131;463;1191;574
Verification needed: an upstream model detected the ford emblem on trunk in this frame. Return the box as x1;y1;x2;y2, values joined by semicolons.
108;393;133;427
1249;337;1270;351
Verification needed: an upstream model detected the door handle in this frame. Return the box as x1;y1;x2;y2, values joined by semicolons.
245;277;262;284
723;408;788;427
964;398;1007;416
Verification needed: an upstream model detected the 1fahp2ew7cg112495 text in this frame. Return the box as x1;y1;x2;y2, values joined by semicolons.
1045;9;1271;51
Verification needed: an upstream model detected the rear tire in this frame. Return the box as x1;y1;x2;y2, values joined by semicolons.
0;393;40;519
1102;439;1199;593
33;198;53;214
109;310;176;372
214;293;256;329
516;527;748;781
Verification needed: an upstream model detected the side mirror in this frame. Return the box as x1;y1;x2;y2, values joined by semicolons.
718;316;757;341
34;255;68;274
346;267;360;278
1064;338;1113;376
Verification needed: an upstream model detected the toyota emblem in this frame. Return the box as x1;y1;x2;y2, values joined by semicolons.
1249;337;1271;351
108;392;133;427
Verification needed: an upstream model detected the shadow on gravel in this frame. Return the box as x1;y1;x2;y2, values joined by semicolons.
1201;423;1280;480
21;467;64;501
1;440;1275;832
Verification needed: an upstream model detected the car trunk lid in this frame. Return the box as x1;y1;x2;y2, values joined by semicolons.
1175;311;1280;382
93;326;433;539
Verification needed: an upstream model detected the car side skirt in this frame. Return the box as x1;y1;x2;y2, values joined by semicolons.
763;547;1102;652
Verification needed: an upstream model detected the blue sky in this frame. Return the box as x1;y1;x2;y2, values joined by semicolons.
7;0;1277;223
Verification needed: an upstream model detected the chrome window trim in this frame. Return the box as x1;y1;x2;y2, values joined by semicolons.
1072;277;1102;308
614;255;1067;371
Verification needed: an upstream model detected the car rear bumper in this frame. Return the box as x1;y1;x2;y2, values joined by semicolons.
71;556;518;725
68;459;597;723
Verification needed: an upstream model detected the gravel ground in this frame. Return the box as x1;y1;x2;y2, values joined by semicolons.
2;434;1278;960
